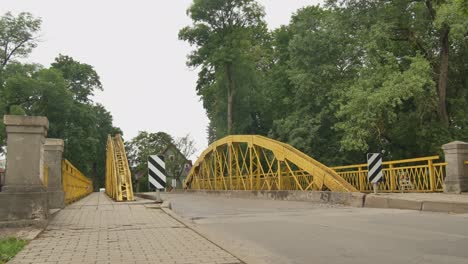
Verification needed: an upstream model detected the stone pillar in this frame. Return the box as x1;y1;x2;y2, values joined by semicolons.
44;138;65;209
0;115;49;226
442;141;468;193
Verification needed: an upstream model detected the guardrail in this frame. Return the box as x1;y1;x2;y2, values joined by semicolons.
62;159;93;204
332;156;446;193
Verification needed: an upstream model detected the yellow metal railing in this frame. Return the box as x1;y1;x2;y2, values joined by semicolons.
332;156;446;193
62;159;93;204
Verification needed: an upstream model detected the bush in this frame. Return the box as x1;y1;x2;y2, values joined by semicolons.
137;175;149;193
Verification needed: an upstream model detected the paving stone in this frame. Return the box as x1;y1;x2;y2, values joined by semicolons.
9;193;241;264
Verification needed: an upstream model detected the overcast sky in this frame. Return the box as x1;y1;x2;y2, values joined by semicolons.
1;0;321;159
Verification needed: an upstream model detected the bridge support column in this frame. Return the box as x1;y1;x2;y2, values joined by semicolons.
45;139;65;209
442;141;468;193
0;115;49;226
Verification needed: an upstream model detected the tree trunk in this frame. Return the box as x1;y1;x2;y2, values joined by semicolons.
437;23;450;126
225;64;236;135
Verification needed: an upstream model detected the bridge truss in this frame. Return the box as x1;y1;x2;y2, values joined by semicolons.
106;134;134;201
185;135;357;192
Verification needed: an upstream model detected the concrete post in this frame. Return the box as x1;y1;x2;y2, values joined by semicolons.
0;115;49;226
442;141;468;193
45;138;65;209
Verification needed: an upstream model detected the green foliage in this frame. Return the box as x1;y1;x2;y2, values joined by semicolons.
137;175;149;193
180;0;269;136
126;132;196;190
51;54;103;103
336;55;438;153
182;0;468;165
0;238;28;264
0;12;120;187
126;131;174;175
0;12;41;68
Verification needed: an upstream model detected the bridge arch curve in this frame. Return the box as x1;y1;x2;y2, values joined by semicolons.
184;135;357;192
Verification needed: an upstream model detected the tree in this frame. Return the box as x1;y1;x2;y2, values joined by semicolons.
51;54;103;103
174;134;197;160
180;0;268;136
0;12;41;70
324;0;468;159
0;12;42;153
126;131;174;175
0;12;120;187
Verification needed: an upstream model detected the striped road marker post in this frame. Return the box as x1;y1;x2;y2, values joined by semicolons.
148;155;167;191
367;153;383;194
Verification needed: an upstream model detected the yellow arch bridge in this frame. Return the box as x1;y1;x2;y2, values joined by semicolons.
105;134;134;201
101;134;444;199
184;135;358;192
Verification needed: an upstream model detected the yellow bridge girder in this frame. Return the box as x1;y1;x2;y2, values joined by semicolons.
184;135;358;192
62;159;93;204
106;134;134;201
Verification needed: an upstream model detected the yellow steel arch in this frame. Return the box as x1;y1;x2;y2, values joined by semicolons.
106;134;134;201
184;135;358;192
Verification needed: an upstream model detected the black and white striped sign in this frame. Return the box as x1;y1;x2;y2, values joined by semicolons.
148;155;166;190
367;153;383;184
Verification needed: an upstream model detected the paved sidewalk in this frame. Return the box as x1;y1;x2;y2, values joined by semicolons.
10;193;241;264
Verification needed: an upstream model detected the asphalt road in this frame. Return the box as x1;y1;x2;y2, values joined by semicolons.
161;193;468;264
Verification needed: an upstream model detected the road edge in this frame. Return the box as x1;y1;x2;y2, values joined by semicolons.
161;202;287;264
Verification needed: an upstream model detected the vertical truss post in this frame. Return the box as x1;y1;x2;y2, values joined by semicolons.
249;146;253;190
228;144;233;190
255;147;262;191
278;159;282;190
389;164;396;191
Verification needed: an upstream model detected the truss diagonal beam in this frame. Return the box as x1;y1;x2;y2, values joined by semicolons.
184;135;357;193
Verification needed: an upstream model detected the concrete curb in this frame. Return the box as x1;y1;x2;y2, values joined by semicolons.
178;190;366;207
134;193;163;203
421;201;468;214
364;195;423;211
364;194;468;214
164;190;468;214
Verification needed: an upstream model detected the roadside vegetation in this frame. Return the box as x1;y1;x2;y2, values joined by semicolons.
0;237;27;264
180;0;468;165
0;12;121;189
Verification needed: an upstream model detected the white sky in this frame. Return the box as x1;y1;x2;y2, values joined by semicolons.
1;0;321;159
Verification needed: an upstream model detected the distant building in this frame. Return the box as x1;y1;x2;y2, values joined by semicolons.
161;144;192;190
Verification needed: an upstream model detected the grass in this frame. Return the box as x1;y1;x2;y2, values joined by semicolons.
0;238;28;264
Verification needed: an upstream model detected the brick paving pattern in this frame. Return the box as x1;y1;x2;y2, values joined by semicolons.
10;193;241;264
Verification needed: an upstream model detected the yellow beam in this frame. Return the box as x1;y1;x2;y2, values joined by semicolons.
185;135;357;192
62;159;93;204
105;134;134;201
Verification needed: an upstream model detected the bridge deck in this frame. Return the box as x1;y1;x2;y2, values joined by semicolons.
9;193;240;264
162;193;468;264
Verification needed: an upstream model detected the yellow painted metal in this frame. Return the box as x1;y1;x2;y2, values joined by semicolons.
184;135;357;192
332;156;446;193
105;134;134;201
62;159;93;204
42;165;49;188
